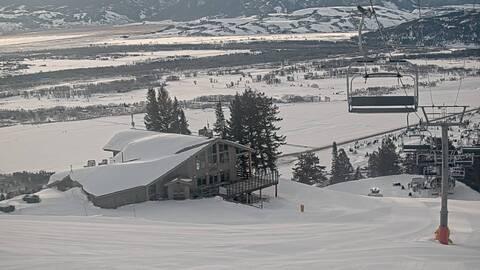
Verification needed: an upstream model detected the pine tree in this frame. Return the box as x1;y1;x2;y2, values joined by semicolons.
169;97;181;133
227;93;245;142
330;141;339;182
144;87;190;134
368;151;379;177
227;89;285;171
353;166;364;180
292;152;328;186
178;110;191;135
376;137;401;176
368;138;401;177
144;88;160;131
336;148;354;182
157;86;174;132
213;101;227;139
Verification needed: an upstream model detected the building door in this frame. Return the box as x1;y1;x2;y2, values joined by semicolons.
148;185;156;200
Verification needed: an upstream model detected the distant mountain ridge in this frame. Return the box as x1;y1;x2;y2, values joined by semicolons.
365;9;480;46
0;0;476;33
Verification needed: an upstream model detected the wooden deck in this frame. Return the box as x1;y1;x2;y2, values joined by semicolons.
220;170;279;198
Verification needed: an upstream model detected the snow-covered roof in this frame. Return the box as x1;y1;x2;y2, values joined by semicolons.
49;129;249;197
103;129;164;152
66;146;202;196
110;130;212;163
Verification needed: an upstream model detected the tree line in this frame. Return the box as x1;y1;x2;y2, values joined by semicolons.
144;86;190;135
292;137;402;187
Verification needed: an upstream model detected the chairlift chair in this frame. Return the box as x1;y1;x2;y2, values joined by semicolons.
347;59;419;113
450;167;465;179
461;146;480;157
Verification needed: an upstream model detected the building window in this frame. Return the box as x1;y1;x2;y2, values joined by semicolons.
209;145;218;164
220;170;230;183
197;176;206;186
196;155;206;170
218;144;229;164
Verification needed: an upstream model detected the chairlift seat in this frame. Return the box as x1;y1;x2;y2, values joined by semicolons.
350;96;416;107
363;72;402;78
349;96;417;113
347;59;418;114
350;107;417;113
403;144;431;151
462;147;480;155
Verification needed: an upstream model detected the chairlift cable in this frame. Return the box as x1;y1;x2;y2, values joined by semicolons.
367;1;425;121
454;54;467;106
416;0;435;106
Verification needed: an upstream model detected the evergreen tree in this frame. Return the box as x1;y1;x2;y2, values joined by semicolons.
292;152;328;186
335;149;354;183
368;151;379;177
157;86;174;131
376;138;401;176
227;89;285;171
353;166;364;180
144;87;190;134
330;141;339;182
368;138;401;177
213;101;227;139
178;110;191;135
144;88;160;131
169;97;181;133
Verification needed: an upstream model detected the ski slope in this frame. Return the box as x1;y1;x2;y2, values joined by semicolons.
1;175;480;269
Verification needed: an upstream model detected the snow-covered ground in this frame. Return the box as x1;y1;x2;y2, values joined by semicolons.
1;73;479;173
5;50;250;76
130;6;414;37
2;59;478;110
1;175;480;269
98;32;356;47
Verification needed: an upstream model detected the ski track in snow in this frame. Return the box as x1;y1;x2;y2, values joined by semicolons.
1;176;480;269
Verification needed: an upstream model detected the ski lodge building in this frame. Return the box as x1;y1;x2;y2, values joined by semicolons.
49;130;278;209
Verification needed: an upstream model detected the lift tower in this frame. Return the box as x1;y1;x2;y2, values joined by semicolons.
420;105;468;245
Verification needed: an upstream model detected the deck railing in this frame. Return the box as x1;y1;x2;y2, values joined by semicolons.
221;170;279;198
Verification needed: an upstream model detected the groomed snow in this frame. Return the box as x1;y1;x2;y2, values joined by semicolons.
1;175;480;269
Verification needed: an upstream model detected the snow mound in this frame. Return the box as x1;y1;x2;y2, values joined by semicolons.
327;174;480;201
2;176;480;269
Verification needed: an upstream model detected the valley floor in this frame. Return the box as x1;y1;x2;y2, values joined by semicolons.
1;175;480;269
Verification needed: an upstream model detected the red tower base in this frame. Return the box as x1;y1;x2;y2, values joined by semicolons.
435;226;450;245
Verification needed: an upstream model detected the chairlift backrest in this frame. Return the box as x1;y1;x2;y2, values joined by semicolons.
347;59;419;114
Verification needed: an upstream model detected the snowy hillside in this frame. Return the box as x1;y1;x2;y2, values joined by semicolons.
0;2;475;34
1;175;480;269
365;9;480;46
0;5;414;34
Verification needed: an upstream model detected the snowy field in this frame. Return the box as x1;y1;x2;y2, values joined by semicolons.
1;175;480;269
1;75;479;173
2;60;478;110
7;50;250;75
0;26;355;53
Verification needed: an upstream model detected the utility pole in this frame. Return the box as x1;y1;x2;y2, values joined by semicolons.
421;105;467;245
